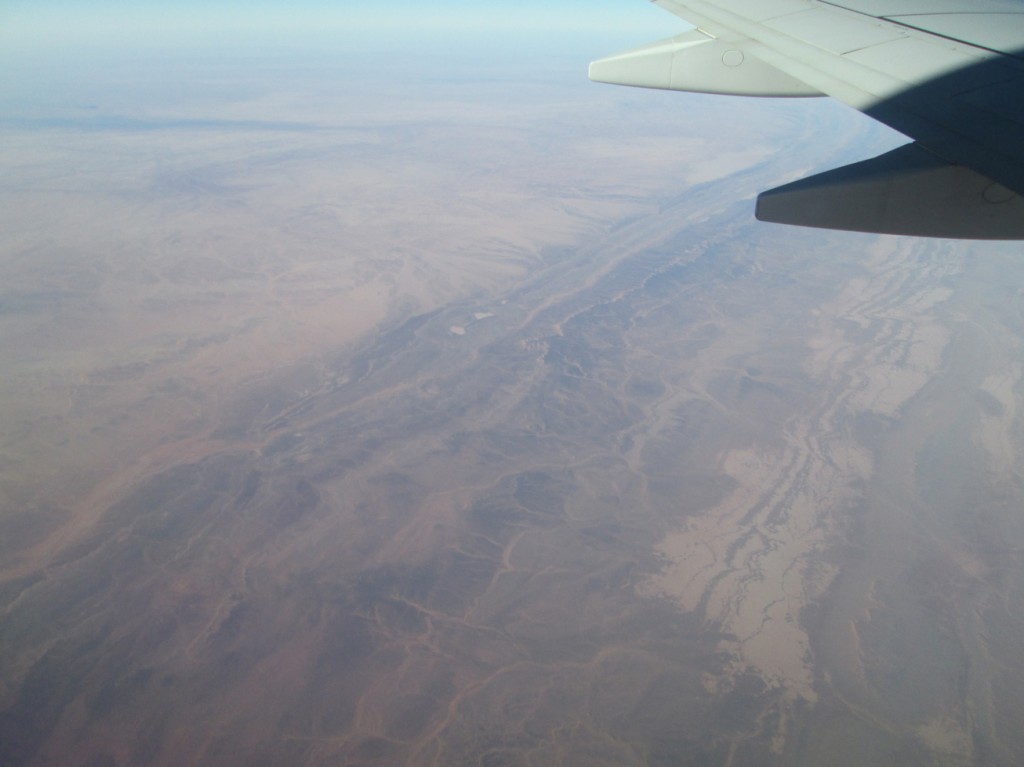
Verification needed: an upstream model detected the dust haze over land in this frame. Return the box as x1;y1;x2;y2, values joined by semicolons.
2;26;1024;767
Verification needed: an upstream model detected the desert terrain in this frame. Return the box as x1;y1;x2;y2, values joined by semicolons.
2;32;1024;767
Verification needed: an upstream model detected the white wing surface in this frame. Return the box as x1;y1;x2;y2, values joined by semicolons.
591;0;1024;239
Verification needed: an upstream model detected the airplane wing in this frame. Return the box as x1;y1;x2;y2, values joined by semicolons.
590;0;1024;239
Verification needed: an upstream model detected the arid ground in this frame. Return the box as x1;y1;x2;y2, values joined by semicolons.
3;29;1024;767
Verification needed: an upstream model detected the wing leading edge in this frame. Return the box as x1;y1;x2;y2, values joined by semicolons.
590;0;1024;239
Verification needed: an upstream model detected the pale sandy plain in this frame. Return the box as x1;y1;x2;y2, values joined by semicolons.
2;37;1024;767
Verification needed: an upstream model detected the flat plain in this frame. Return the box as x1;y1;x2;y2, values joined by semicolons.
2;39;1024;767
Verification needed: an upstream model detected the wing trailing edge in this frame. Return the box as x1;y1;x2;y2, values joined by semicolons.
591;0;1024;239
756;143;1024;240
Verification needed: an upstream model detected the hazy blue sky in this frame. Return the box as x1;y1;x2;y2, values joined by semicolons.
1;1;684;51
0;0;693;118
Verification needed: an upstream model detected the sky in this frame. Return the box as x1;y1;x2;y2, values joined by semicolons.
0;0;695;130
1;1;685;52
0;0;693;113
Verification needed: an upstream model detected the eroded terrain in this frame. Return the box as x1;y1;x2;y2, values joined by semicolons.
3;43;1024;767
